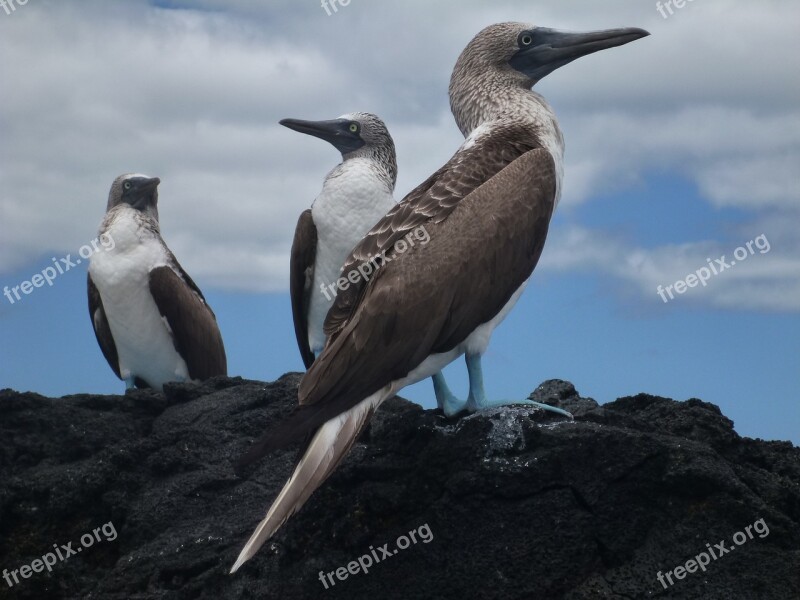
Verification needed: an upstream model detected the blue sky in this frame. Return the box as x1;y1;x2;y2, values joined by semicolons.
1;0;798;444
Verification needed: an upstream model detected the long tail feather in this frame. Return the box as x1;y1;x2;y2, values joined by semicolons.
230;390;386;573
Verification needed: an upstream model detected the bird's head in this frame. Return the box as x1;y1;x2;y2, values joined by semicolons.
107;174;160;221
449;22;649;135
280;112;397;185
453;21;649;88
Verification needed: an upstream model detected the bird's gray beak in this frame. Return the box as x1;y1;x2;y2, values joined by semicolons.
126;177;160;211
137;177;161;192
510;27;650;82
279;118;365;155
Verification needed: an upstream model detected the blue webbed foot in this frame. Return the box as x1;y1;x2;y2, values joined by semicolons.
463;354;573;419
465;395;574;419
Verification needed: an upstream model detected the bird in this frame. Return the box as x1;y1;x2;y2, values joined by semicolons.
283;113;461;406
282;113;398;368
231;21;649;572
88;174;227;391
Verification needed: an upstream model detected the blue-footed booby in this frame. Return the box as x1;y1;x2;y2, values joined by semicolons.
282;113;398;368
88;174;227;391
283;113;457;403
231;21;648;572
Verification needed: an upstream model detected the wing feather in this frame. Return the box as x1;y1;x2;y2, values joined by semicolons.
231;390;383;572
324;126;541;339
148;263;227;380
87;274;121;380
289;209;318;369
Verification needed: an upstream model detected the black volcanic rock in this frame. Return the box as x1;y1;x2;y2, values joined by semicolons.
0;376;798;600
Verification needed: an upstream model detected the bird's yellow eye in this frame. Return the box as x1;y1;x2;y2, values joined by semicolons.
349;123;358;133
521;34;533;46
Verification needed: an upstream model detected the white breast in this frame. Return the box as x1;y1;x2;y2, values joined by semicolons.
306;159;395;353
526;92;565;207
89;208;189;389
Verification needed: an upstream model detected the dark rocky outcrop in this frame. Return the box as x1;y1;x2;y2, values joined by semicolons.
0;376;798;599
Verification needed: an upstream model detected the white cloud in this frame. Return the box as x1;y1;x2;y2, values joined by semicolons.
0;0;797;312
559;107;800;208
695;153;800;209
541;225;800;311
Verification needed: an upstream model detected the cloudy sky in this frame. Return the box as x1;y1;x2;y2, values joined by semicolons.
1;0;798;443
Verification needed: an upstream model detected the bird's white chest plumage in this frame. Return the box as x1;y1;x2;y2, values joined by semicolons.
306;160;395;353
89;208;189;389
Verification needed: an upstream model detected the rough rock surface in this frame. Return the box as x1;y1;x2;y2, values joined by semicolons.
0;375;798;600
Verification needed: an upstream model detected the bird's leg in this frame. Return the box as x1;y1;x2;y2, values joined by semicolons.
124;377;136;390
464;354;573;419
432;371;466;417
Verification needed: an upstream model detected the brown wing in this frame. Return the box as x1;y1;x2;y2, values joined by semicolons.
323;125;540;340
149;263;227;380
254;146;557;452
289;209;318;369
87;273;121;380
